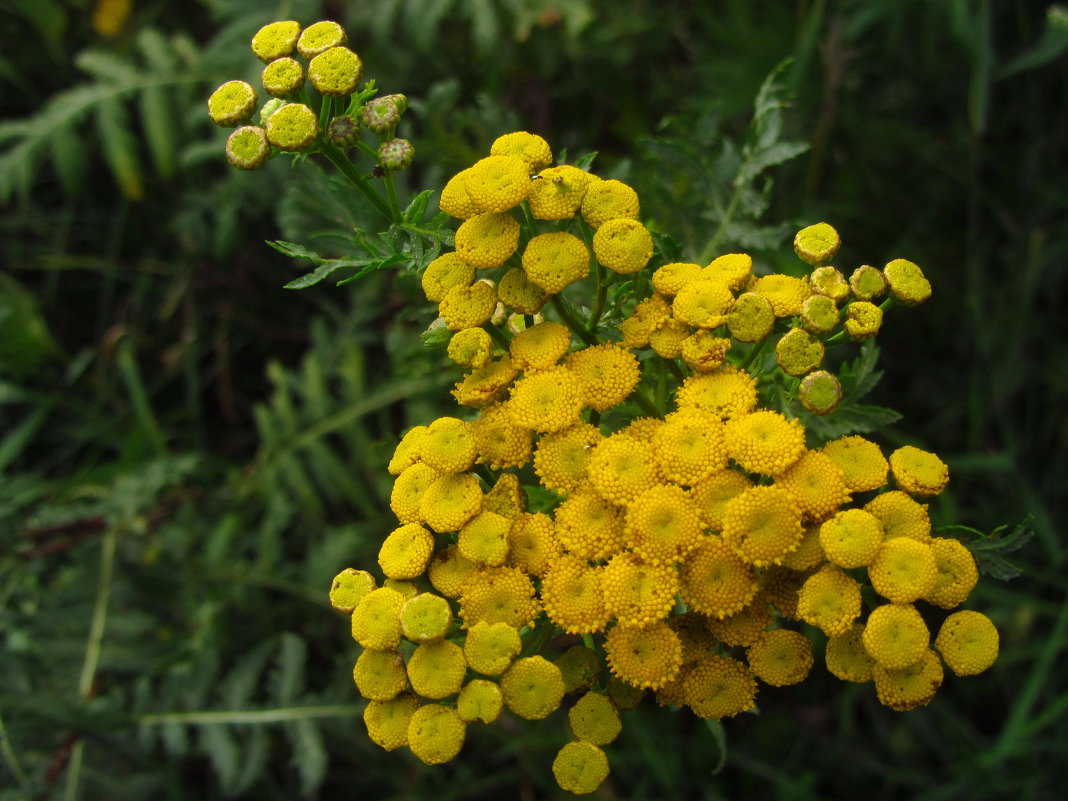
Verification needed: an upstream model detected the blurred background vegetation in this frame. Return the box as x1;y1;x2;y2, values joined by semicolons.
1;0;1065;798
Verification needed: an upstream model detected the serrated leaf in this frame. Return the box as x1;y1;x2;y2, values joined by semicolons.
221;639;275;710
137;27;178;73
468;0;501;52
75;50;140;83
48;123;87;196
140;85;177;179
406;0;453;51
94;95;143;200
201;725;240;794
840;339;884;402
232;725;268;795
741;140;809;181
272;632;306;705
403;188;433;223
753;58;795;122
803;403;902;441
289;718;327;796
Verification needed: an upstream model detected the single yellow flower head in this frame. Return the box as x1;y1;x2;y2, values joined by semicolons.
799;370;843;415
527;164;593;219
625;484;704;566
510;320;571;371
724;410;807;477
420;416;478;473
390;462;442;524
825;623;875;683
781;523;825;571
406;703;466;765
378;522;435;580
652;409;728;485
208;80;258;126
456;510;511;566
541;555;610;634
568;691;622;745
580;178;639;229
458;566;539;629
532;421;603;493
678;536;759;618
819;508;884;568
800;293;840;335
865;490;932;541
592;218;654;274
862;602;930;669
308;46;362;96
439;281;497;331
652;262;703;297
483;472;525;518
439;168;481;219
924;537;979;609
809;266;850;302
604;620;682;689
873;648;943;711
751;273;810;317
328;568;376;614
552;740;610;795
363;693;418;751
422;252;474;303
849;264;888;301
265;102;318;151
455;212;520;269
682;653;757;719
935;610;999;676
261;57;304;97
501;656;566;719
225;126;270;170
727;292;776;342
794;222;841;265
469;403;532;470
587;434;663;505
521;231;589;294
648;317;689;359
456;679;504;724
490;130;552;171
617;294;671;349
463;155;531;213
706;594;775;646
775;450;851;522
554;485;625;561
868;538;939;603
689;468;753;532
747;628;814;686
608;675;645;710
399;592;454;643
555;644;602;694
452;354;519;408
680;330;732;373
565;343;641;411
384;578;418;599
351;587;406;650
675;365;758;421
672;278;735;329
353;649;409;701
704;253;753;290
722;485;804;565
419;472;483;533
774;328;825;376
618;416;665;442
602;553;678;626
883;258;932;305
463;619;522;675
497;267;548;314
760;566;808;621
822;435;888;492
797;565;862;636
251;21;302;62
427;544;476;598
844;300;883;341
507;365;585;433
890;445;950;497
448;327;494;370
407;639;466;700
296;20;347;58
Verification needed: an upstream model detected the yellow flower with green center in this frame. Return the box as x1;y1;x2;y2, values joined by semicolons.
420;416;477;473
672;278;735;328
652;408;728;485
822;435;888;492
751;274;810;317
540;555;610;634
799;370;843;415
490;131;552;171
775;450;851;522
510;320;571;372
587;434;662;505
934;610;999;676
532;421;603;493
568;691;622;745
873;648;943;711
625;484;704;566
704;252;753;290
592;218;654;274
819;508;884;568
351;587;406;650
727;292;776;342
724;409;806;477
419;472;483;533
458;566;539;629
678;536;759;618
501;656;566;720
889;444;950;497
407;639;467;699
427;544;476;598
775;327;825;376
251;21;302;62
363;693;418;752
261;57;304;97
457;510;511;567
604;620;682;690
439;168;481;219
463;155;531;213
265;102;318;151
468;403;532;470
399;593;453;643
865;490;932;541
844;300;883;340
296;20;347;59
652;262;702;297
825;623;875;683
680;329;732;372
554;485;625;561
797;564;861;636
689;468;752;532
868;538;938;603
862;602;929;669
455;212;520;268
675;366;758;421
308;46;363;96
793;222;841;265
555;645;601;693
809;266;850;302
328;568;376;614
849;264;888;300
565;343;641;411
883;258;932;305
528;164;593;219
552;741;610;795
721;485;804;565
439;281;497;331
506;365;585;433
225;126;270;169
463;619;521;675
406;704;466;765
389;462;441;524
682;653;757;719
924;537;979;609
602;553;678;626
580;178;639;228
447;327;494;369
800;294;839;334
746;628;814;686
707;595;775;646
378;522;435;580
208;80;258;126
456;679;504;724
353;649;408;701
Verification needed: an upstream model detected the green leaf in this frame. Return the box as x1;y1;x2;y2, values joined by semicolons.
75;50;140;83
403;188;434;223
140;85;177;180
268;240;389;290
288;718;327;796
839;339;884;402
965;517;1034;580
48;123;87;196
802;403;902;441
272;633;306;705
94;95;143;200
999;5;1068;77
741;140;809;181
200;725;240;794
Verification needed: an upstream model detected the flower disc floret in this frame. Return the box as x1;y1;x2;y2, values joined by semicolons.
793;222;841;265
602;553;678;626
672;278;735;328
528;165;593;219
797;565;861;636
439;281;497;331
618;294;670;348
351;587;406;650
497;267;548;314
625;484;704;566
873;649;943;711
406;704;466;765
400;593;454;643
565;344;641;411
329;568;376;613
890;445;950;497
707;596;775;646
448;327;494;369
863;602;929;669
581;178;639;229
265;102;318;151
725;410;806;477
850;265;888;300
689;469;753;532
439;169;480;219
363;694;418;751
251;21;301;62
924;537;979;609
934;610;999;676
678;537;759;618
452;355;518;408
510;320;571;371
774;328;825;376
541;555;610;634
378;523;435;579
653;262;703;297
262;57;304;98
520;231;590;294
501;656;566;719
883;258;932;305
427;545;476;598
455;212;520;269
592;218;654;274
751;274;810;317
680;330;732;373
296;20;346;58
457;679;504;724
704;253;753;290
208;80;258;126
721;485;804;565
463;155;531;213
746;629;814;686
507;366;585;433
844;301;883;340
587;434;662;505
801;293;840;335
652;410;728;485
225;126;270;170
775;450;851;522
825;623;875;683
865;491;932;541
422;252;474;303
532;422;603;493
819;508;883;568
419;472;483;533
390;462;442;524
554;486;625;561
490;131;552;170
419;417;477;473
799;370;843;415
682;654;757;719
727;292;776;342
407;639;467;699
353;649;409;701
553;741;610;795
555;645;602;694
463;619;521;675
821;436;888;492
308;46;362;95
868;538;938;603
648;317;688;359
457;510;511;566
676;366;758;421
387;426;425;476
604;620;682;689
568;692;622;745
810;266;850;302
469;403;532;470
457;566;539;629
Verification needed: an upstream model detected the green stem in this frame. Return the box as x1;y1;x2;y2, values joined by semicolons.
665;358;687;383
587;259;608;334
318;96;333;134
136;705;360;726
741;338;768;371
383;170;401;222
318;140;395;224
483;321;511;351
699;174;747;265
0;710;25;785
550;295;598;347
630;386;660;418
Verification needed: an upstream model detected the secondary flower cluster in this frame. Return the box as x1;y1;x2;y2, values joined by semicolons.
328;132;998;794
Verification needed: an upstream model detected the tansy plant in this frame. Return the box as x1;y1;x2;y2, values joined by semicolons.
213;20;1002;796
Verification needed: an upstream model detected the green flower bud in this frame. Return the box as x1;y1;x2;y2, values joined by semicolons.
775;328;825;376
297;20;347;59
251;21;302;63
844;301;883;341
799;370;842;415
794;222;841;266
362;95;406;134
800;294;839;335
727;291;775;342
554;645;601;694
261;56;304;98
326;114;361;146
308;46;363;96
378;137;414;171
259;98;286;125
883;258;932;305
265;102;319;151
849;265;887;301
207;80;257;127
810;266;850;303
225;126;270;170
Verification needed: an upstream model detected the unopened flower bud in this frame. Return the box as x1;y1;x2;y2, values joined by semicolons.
378;138;414;171
810;266;850;303
251;21;301;62
265;103;318;151
801;294;839;335
258;98;285;125
800;370;842;415
844;301;883;340
297;20;347;59
794;222;841;266
775;328;825;376
225;126;270;170
362;95;406;133
883;258;932;305
849;265;887;301
327;114;361;146
727;292;775;342
262;56;304;98
208;80;257;126
309;46;363;96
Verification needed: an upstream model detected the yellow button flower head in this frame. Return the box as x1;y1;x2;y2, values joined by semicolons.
592;218;655;275
809;266;850;302
463;619;522;675
648;316;689;359
704;253;753;290
689;469;753;532
565;343;641;411
682;653;757;719
528;165;594;219
873;648;943;711
725;410;806;477
580;178;640;229
672;278;735;328
490;131;552;171
427;544;476;598
363;693;418;751
889;445;950;497
678;536;759;618
844;300;883;341
865;490;932;541
308;46;362;96
419;472;483;533
458;566;539;628
407;704;466;765
455;212;520;268
384;578;418;599
457;510;511;566
468;403;532;470
751;274;810;317
555;645;601;694
849;264;888;301
706;594;775;646
680;330;732;373
799;370;843;415
797;565;862;636
452;354;518;408
825;623;876;683
507;365;585;433
608;675;645;710
602;553;678;625
552;741;610;795
652;409;728;485
568;691;622;745
510;320;571;372
760;566;808;621
439;169;481;219
457;679;504;724
727;292;776;342
420;416;477;473
868;538;938;603
721;485;804;565
924;537;979;609
262;57;304;98
819;508;884;568
378;522;435;580
862;602;929;669
521;232;590;294
225;126;270;170
439;281;497;331
604;620;683;689
399;593;454;643
618;294;671;349
208;80;258;126
822;435;888;492
935;610;999;676
554;485;625;561
329;568;375;613
541;555;610;634
497;267;548;314
390;462;442;524
794;222;841;265
618;416;665;442
801;294;840;335
625;484;704;566
463;155;531;213
448;327;494;369
251;21;302;62
297;20;346;58
676;366;758;421
775;328;825;376
533;421;603;493
652;262;703;297
351;587;406;650
747;629;814;686
422;251;475;303
782;523;825;571
265;102;318;151
775;450;851;522
353;649;409;701
501;656;566;719
506;511;560;575
587;434;662;505
883;258;932;305
407;639;466;699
